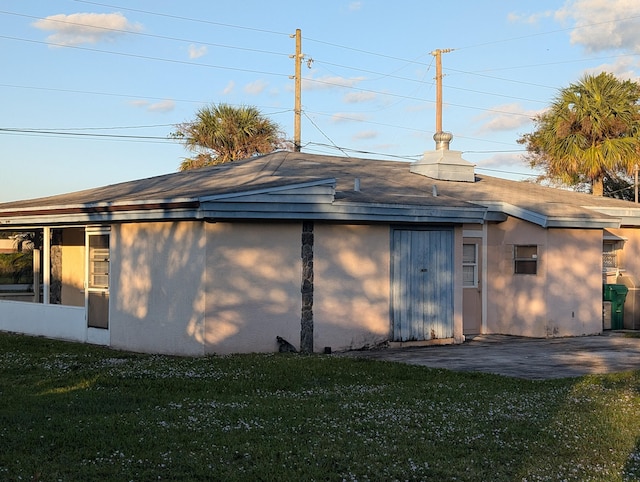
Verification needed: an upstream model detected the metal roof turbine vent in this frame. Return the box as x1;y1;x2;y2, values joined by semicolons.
410;131;476;182
434;131;453;150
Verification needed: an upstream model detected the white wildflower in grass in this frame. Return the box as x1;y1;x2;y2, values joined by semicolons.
3;334;640;480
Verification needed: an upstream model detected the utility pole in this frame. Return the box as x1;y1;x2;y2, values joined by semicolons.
290;29;303;152
431;49;453;134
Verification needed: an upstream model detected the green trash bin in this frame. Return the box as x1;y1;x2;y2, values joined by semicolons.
604;284;629;330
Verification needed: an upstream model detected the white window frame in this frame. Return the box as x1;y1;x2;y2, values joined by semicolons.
514;245;538;275
603;240;621;273
463;243;478;288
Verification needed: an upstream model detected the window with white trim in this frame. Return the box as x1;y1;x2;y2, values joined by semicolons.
603;241;620;272
463;243;478;287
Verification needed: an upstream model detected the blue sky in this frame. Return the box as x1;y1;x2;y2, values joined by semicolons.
2;0;640;202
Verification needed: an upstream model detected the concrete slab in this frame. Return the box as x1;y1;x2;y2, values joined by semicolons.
339;332;640;380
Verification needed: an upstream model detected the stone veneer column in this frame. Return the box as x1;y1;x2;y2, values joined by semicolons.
300;221;314;353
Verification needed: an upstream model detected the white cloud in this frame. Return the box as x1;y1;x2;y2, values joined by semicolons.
244;80;268;95
554;0;640;53
475;103;542;134
475;153;537;180
475;153;526;169
507;10;554;24
147;100;175;112
129;99;175;113
128;100;148;108
353;130;377;140
222;81;235;95
303;74;365;91
330;112;369;123
343;91;377;104
33;12;142;46
349;2;363;11
584;56;640;80
188;44;207;59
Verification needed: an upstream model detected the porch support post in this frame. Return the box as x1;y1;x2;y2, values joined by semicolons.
32;248;40;303
300;221;314;353
43;226;50;305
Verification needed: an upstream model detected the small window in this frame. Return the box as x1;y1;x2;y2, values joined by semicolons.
462;243;477;287
514;245;537;275
603;241;619;271
88;235;109;289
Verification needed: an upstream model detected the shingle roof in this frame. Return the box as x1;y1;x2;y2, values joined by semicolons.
1;151;640;227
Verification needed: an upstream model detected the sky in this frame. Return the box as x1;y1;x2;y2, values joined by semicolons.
2;0;640;202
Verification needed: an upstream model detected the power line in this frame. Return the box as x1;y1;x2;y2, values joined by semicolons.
0;35;291;79
0;127;175;142
302;112;350;157
455;11;640;51
71;0;291;36
0;10;289;59
33;2;640;105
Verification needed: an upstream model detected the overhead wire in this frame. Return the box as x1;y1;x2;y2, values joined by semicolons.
71;0;291;37
3;3;638;172
0;35;291;79
0;10;289;58
2;6;619;115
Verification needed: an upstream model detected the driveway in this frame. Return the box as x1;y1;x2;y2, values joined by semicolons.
340;332;640;380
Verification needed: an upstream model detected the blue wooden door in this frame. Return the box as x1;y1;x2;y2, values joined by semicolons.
392;229;454;341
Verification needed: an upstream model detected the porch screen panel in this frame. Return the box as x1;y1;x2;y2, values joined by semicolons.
88;291;109;329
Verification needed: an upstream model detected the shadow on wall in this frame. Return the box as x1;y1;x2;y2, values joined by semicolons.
202;222;301;354
113;221;302;355
313;225;391;351
113;221;425;355
488;219;602;337
113;221;208;355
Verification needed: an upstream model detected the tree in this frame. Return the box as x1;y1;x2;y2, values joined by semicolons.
171;103;287;171
518;72;640;196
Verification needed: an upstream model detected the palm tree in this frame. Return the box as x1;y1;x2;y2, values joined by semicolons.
519;72;640;196
172;103;287;171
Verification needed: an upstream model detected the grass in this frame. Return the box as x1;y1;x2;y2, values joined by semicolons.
2;333;640;481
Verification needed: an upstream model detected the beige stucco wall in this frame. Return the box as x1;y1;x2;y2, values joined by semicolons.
203;222;301;354
486;217;602;337
61;228;85;307
545;228;602;336
110;221;207;356
313;224;391;351
607;227;640;281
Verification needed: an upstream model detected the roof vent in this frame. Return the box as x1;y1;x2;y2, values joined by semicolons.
410;132;475;182
434;131;453;150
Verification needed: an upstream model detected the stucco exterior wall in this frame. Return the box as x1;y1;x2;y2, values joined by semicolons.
203;222;301;355
61;228;85;307
545;228;602;336
608;227;640;281
110;221;207;356
0;300;85;341
486;217;602;337
313;224;391;351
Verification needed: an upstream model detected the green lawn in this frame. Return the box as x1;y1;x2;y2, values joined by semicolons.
2;332;640;481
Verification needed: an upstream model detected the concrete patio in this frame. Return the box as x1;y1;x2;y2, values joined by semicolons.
340;332;640;380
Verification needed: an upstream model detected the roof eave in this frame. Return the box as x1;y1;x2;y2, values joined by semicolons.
475;201;619;228
0;208;202;229
200;200;487;224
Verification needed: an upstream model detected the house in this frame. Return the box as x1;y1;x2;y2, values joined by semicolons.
2;145;640;356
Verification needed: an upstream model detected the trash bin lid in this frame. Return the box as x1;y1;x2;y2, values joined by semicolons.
613;284;629;294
